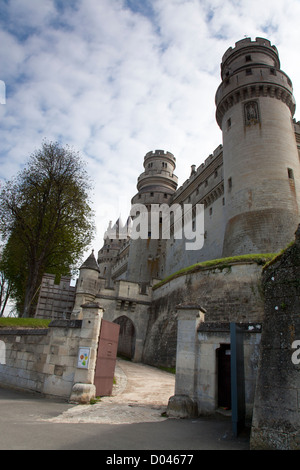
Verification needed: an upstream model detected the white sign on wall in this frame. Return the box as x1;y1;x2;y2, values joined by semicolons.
77;347;90;369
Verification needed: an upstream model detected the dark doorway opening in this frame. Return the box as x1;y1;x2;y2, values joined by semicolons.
113;315;136;360
217;344;231;409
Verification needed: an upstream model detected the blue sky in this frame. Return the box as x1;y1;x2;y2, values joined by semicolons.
1;0;300;263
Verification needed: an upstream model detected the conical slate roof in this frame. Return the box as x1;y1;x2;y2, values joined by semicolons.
80;250;100;272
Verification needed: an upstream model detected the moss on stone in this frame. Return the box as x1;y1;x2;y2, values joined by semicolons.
153;253;277;290
0;318;51;328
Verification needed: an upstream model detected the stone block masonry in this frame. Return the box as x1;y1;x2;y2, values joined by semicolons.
250;226;300;449
0;304;104;403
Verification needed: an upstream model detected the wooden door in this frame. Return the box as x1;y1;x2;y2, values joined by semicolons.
94;320;120;396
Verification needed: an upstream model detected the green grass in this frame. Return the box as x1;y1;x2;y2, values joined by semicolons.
0;317;51;328
157;366;176;374
262;241;296;270
152;253;277;290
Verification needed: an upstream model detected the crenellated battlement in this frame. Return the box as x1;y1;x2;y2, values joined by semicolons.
144;149;176;161
174;144;223;199
222;37;279;64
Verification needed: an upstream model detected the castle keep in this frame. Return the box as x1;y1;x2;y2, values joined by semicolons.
34;38;300;424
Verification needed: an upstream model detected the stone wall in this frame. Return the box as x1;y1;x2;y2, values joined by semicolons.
142;261;265;368
35;273;76;320
250;226;300;449
0;322;81;397
167;306;261;419
0;304;104;403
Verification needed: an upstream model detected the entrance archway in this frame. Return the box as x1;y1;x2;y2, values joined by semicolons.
113;316;136;360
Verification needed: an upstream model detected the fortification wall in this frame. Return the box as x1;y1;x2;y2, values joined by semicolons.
251;227;300;449
142;261;264;368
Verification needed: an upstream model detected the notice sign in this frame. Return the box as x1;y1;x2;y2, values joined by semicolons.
77;347;90;369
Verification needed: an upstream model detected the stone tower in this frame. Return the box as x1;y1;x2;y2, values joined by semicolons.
71;250;100;319
216;37;300;256
126;149;178;284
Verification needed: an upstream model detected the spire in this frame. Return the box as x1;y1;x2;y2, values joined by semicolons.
80;250;100;272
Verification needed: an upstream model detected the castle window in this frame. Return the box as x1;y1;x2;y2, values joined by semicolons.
227;118;231;130
246;68;252;76
164;193;168;198
228;177;232;190
245;55;252;62
214;170;218;178
270;68;277;76
209;207;213;216
205;180;208;187
150;192;154;197
288;168;294;179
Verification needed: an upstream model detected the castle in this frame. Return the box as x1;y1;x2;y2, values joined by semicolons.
35;37;300;420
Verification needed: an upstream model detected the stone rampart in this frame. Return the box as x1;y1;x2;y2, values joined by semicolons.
142;260;265;368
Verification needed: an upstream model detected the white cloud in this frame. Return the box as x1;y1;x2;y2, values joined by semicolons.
0;0;299;264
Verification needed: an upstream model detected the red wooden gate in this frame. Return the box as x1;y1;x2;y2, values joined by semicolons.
94;319;120;396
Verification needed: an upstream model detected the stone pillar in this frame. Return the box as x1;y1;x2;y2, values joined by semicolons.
69;302;103;404
167;304;205;418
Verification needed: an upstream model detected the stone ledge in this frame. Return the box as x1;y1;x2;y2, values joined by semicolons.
197;322;262;333
48;320;82;328
0;329;49;336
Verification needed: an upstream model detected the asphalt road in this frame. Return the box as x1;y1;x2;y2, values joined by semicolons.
0;360;250;452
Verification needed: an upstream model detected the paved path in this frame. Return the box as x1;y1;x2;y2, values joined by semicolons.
0;360;250;449
48;359;176;424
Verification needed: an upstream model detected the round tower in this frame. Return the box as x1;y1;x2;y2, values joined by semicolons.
126;150;178;283
216;37;300;256
132;149;178;205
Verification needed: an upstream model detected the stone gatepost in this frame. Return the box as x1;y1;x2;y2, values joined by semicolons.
69;302;103;404
167;304;205;418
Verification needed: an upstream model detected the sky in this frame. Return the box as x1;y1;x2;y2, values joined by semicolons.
1;0;300;265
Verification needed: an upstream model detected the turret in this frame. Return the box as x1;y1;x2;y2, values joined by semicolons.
71;250;100;319
132;149;178;206
126;150;178;284
215;37;300;256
